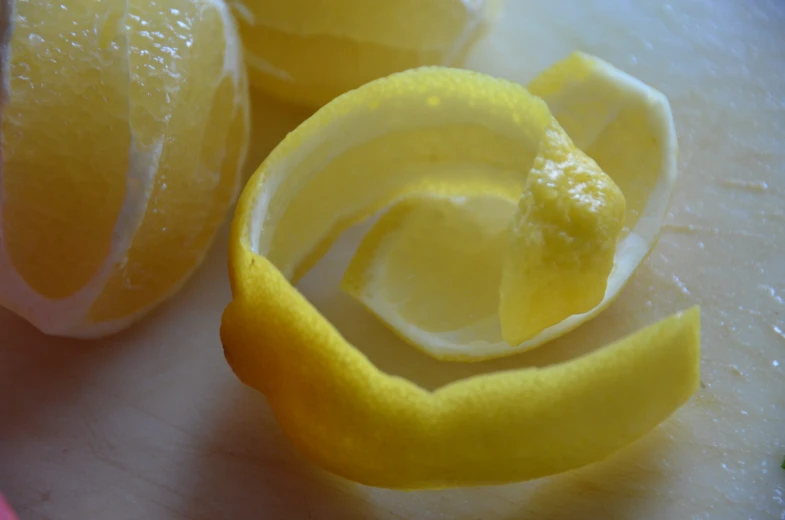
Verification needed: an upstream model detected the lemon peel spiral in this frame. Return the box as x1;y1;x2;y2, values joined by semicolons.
221;55;699;489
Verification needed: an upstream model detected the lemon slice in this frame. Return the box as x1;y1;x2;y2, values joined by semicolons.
221;63;700;488
0;0;249;337
342;52;677;360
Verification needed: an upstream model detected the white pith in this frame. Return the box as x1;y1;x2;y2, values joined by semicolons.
442;0;490;65
244;50;294;81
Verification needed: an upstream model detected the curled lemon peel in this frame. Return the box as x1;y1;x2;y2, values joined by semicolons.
341;53;679;361
221;56;700;489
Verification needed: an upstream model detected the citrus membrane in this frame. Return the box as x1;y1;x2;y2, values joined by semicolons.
343;52;678;360
221;57;700;488
0;0;249;337
230;0;502;106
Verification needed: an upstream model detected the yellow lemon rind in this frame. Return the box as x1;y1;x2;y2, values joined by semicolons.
222;240;700;489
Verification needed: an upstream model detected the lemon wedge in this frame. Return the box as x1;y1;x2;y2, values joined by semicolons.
230;0;501;106
0;0;249;337
342;52;677;360
221;60;700;488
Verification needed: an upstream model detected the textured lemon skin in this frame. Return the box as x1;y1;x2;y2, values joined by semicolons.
222;237;699;489
221;66;700;489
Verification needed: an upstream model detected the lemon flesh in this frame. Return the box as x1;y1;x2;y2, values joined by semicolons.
231;0;502;106
221;63;700;488
501;125;626;345
0;0;249;337
343;53;676;360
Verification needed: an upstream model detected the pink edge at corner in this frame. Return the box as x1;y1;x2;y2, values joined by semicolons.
0;494;18;520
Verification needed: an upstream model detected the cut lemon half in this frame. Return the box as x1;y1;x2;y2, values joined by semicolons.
230;0;502;106
0;0;249;337
343;52;677;360
221;61;699;488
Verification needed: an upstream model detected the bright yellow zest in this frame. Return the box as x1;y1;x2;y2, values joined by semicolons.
230;0;502;106
0;0;249;337
221;56;699;489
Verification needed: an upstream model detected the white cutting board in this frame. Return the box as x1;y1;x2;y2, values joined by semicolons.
1;0;783;518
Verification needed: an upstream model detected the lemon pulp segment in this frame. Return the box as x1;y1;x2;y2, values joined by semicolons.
1;0;131;300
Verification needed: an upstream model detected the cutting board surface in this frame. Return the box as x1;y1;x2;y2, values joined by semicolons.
1;1;784;518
